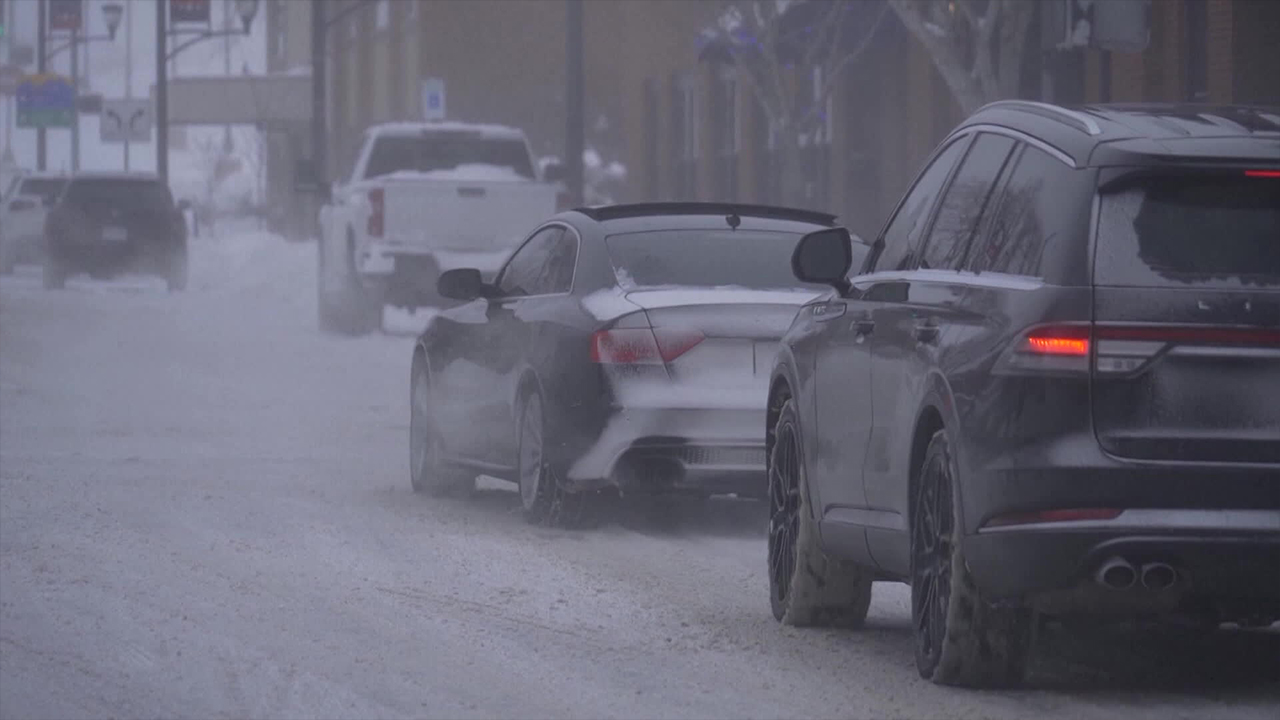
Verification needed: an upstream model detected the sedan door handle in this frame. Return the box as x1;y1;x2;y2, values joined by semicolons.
914;321;940;344
850;317;875;336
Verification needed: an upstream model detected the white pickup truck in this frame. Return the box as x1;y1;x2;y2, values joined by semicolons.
316;122;559;334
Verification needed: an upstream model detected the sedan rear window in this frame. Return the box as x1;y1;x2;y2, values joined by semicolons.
1095;175;1280;288
606;229;816;290
65;179;174;211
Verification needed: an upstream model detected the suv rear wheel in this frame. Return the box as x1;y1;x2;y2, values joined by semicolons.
768;398;874;627
912;429;1033;687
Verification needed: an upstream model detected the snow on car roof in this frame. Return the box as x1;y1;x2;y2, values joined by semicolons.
369;121;527;140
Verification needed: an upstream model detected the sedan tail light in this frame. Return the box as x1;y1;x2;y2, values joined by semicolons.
985;508;1122;529
591;328;704;365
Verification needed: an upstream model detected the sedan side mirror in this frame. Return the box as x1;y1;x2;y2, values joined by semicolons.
437;267;486;301
792;227;864;292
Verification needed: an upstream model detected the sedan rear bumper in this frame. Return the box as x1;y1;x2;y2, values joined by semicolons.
565;405;767;497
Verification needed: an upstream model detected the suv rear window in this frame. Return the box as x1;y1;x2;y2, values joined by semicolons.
606;229;816;290
1095;175;1280;288
65;179;173;210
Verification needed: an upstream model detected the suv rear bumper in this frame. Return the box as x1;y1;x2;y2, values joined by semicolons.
961;457;1280;612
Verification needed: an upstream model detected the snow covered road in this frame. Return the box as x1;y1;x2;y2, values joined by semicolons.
1;228;1277;719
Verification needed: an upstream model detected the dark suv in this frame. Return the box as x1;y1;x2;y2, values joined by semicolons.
767;102;1279;687
43;173;188;291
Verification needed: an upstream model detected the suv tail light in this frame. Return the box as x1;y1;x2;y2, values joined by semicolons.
591;328;704;365
367;188;384;238
995;323;1092;375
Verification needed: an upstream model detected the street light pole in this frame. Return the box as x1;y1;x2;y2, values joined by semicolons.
156;0;168;180
124;1;132;171
36;0;46;171
70;24;78;171
565;0;584;207
311;0;325;186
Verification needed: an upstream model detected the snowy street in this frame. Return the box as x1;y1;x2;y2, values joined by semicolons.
1;228;1277;719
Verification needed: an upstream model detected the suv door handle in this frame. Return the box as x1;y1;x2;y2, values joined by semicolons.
914;321;940;344
850;316;875;336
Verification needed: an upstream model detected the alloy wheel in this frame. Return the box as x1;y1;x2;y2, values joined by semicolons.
768;420;801;606
912;448;954;670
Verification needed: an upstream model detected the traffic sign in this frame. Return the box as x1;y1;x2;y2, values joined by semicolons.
49;0;83;32
16;74;75;128
421;77;445;121
170;0;211;23
100;98;152;143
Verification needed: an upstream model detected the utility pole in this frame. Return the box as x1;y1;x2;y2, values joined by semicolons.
36;0;47;170
311;0;325;185
156;0;168;179
124;0;132;171
565;0;584;206
70;24;78;171
222;0;231;153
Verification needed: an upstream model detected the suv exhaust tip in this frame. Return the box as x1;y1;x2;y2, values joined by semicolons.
1095;557;1137;589
1140;562;1178;591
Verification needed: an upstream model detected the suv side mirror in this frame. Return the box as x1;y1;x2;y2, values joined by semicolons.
793;227;862;291
437;267;485;301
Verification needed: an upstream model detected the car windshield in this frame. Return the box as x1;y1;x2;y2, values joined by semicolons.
363;135;535;180
606;229;819;290
18;178;68;203
1096;174;1280;287
65;179;174;211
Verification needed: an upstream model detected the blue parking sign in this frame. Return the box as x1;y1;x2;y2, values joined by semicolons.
16;73;75;128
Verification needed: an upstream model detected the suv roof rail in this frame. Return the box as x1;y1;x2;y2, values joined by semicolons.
979;100;1102;136
572;202;837;226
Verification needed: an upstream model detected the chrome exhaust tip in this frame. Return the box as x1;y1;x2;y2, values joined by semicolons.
1095;557;1137;589
1141;562;1177;591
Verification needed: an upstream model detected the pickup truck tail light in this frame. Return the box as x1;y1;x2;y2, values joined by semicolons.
367;188;384;238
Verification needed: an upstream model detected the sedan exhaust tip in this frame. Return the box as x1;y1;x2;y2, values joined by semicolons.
1095;557;1137;590
1140;562;1178;591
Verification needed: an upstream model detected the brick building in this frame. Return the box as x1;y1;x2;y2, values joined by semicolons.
277;0;1279;240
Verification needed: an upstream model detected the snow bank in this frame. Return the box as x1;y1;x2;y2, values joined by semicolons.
187;221;314;313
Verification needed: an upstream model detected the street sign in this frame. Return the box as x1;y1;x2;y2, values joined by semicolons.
0;64;23;96
49;0;83;32
16;74;75;128
421;77;445;121
170;0;212;24
101;98;152;143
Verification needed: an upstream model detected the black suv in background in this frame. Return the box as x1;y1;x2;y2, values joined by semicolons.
43;173;189;291
768;102;1279;687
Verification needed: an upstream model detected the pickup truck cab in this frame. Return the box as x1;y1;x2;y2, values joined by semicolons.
317;122;557;334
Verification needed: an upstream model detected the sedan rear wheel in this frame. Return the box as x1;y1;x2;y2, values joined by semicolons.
768;398;873;627
518;391;594;527
912;429;1032;687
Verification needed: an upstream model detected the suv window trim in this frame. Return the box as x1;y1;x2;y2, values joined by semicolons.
866;134;973;275
916;133;1020;273
953;124;1076;168
493;221;581;299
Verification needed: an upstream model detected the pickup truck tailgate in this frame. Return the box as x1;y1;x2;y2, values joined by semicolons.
383;180;556;252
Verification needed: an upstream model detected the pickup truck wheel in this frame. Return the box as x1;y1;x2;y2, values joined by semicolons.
318;232;381;335
912;429;1032;687
769;398;873;628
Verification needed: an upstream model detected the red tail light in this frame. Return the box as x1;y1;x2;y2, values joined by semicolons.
1021;325;1090;356
367;188;384;238
591;328;704;364
985;508;1122;528
1244;170;1280;178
